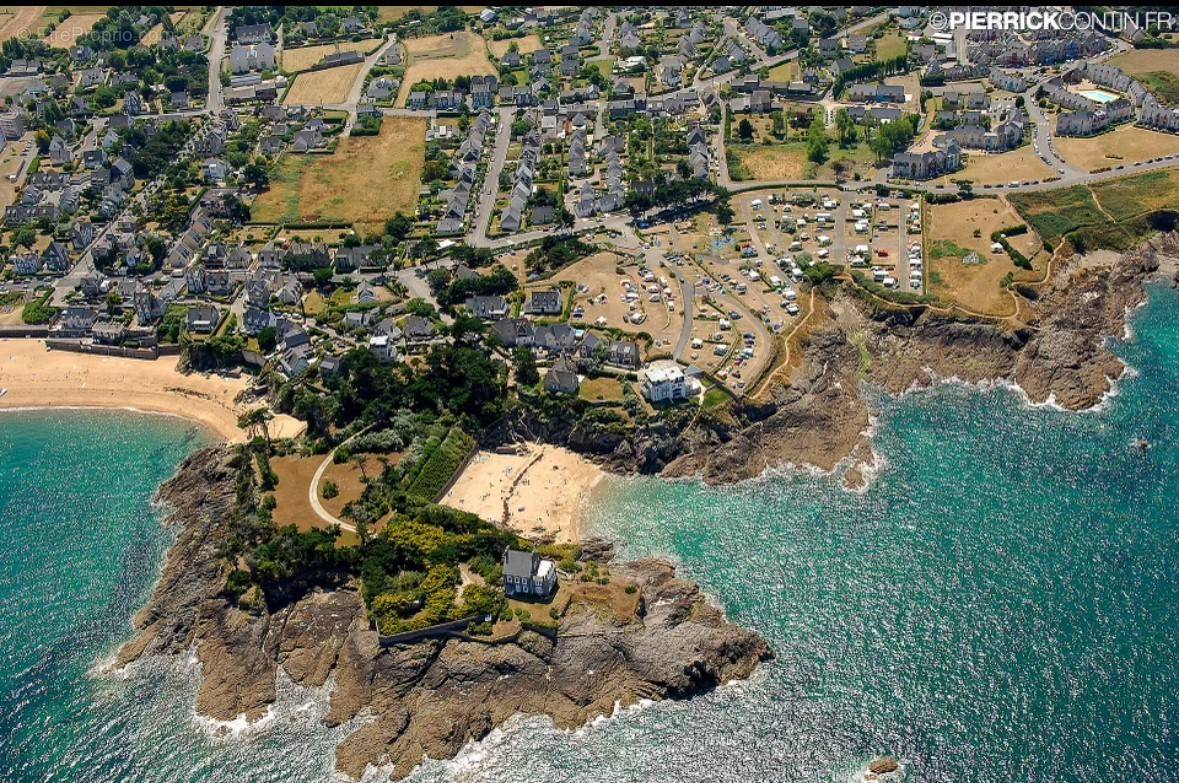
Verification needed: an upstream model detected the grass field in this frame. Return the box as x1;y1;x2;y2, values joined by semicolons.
765;60;799;83
377;5;482;22
937;145;1055;186
926;198;1043;314
1008;170;1179;252
1108;48;1179;106
396;31;495;106
41;11;101;45
0;6;42;44
282;63;364;105
488;33;542;58
251;116;426;237
1091;168;1179;223
1138;71;1179;107
1056;124;1179;172
874;30;907;61
730;143;809;180
281;38;382;73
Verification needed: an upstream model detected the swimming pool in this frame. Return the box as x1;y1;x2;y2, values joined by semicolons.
1080;88;1120;103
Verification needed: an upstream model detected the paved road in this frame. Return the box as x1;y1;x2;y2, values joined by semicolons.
324;34;398;133
205;7;226;114
467;107;515;244
307;425;375;535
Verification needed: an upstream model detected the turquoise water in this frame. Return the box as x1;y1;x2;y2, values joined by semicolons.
1080;89;1119;104
1;285;1177;782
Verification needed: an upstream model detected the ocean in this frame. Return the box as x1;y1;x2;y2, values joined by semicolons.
1;284;1176;783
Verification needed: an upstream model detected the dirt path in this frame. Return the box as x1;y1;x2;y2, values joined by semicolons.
751;286;817;399
0;6;45;43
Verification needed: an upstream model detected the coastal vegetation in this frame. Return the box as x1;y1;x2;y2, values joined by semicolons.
1010;170;1179;252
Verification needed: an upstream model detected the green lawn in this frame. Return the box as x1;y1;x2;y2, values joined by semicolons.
1010;170;1179;252
874;30;908;61
592;57;615;79
1138;71;1179;107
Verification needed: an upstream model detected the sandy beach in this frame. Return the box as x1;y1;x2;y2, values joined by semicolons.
441;444;606;543
0;339;303;442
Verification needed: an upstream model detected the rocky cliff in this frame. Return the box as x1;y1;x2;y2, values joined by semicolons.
118;449;771;780
660;234;1179;485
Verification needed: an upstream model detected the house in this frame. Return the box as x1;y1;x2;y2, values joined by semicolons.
465;295;508;320
404;315;437;348
12;251;43;275
642;360;689;403
491;317;534;347
524;289;562;316
502;547;558;597
55;306;99;337
186;305;220;334
544;358;580;395
369;334;400;363
203;157;229;182
891;140;963;180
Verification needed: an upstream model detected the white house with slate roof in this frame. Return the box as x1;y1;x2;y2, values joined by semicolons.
502;548;557;597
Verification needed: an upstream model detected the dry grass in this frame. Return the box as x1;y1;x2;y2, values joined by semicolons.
1056;124;1179;173
41;11;100;45
488;33;542;58
765;60;799;83
251;116;427;237
281;37;382;73
0;6;44;43
268;455;325;532
937;146;1055;186
397;31;496;106
0;133;30;211
377;5;483;22
320;455;392;518
1107;48;1179;78
282;63;364;105
732;144;809;180
926;198;1042;315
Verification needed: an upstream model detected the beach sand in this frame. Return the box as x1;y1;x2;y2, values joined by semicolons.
0;339;304;442
441;444;605;544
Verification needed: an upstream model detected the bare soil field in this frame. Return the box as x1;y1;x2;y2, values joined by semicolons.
41;11;101;45
396;31;496;106
0;6;44;43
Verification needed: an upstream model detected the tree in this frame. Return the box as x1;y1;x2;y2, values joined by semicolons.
238;407;274;446
513;347;539;386
384;212;413;241
806;115;829;164
834;108;856;147
242;161;269;188
257;326;277;352
737;117;754;141
770;110;786;138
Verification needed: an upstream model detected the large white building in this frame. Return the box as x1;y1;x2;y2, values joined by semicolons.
230;42;275;74
642;360;691;403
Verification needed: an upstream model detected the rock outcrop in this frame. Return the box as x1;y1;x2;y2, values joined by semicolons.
119;449;771;780
660;235;1179;485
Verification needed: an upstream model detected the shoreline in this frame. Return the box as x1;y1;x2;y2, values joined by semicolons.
0;339;304;443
